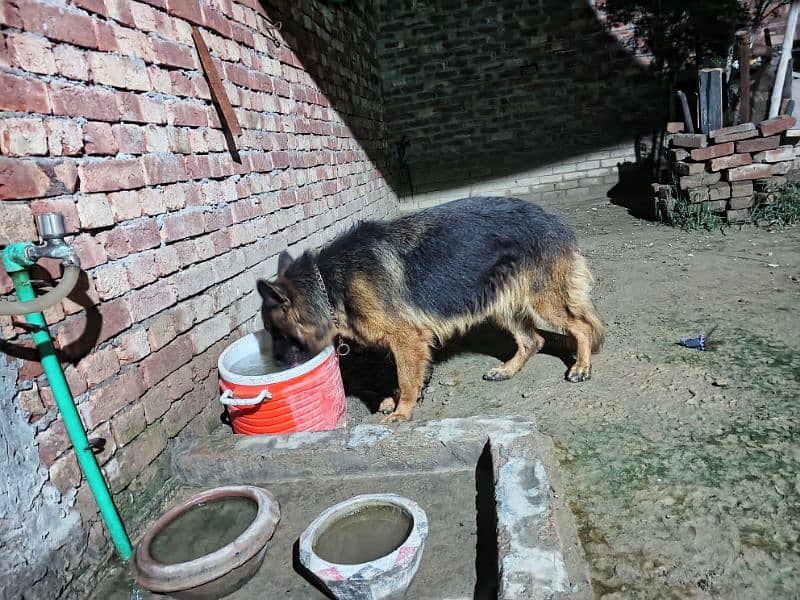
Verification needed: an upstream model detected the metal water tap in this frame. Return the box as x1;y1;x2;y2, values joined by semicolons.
27;213;81;267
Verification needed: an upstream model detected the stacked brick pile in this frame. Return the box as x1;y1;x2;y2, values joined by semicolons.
0;0;395;596
655;115;799;221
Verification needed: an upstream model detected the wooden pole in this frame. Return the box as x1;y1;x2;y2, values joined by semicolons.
192;26;242;141
769;0;800;118
739;34;751;123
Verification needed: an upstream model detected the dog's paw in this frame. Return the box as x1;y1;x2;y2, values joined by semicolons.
381;411;410;424
483;367;512;381
566;365;592;382
378;397;396;414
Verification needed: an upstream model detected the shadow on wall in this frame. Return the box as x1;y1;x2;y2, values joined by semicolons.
0;267;102;367
375;0;666;197
261;1;664;201
258;0;395;189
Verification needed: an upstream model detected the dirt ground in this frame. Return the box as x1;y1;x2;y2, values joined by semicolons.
343;196;800;599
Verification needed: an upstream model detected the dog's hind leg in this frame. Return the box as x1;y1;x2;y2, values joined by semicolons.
483;314;543;381
382;328;432;423
531;254;604;383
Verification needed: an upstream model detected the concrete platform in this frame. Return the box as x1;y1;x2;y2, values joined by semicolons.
168;417;592;599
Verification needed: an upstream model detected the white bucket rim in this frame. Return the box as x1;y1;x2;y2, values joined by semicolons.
218;331;334;386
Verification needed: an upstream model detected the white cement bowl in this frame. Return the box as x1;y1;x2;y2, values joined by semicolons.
298;494;428;600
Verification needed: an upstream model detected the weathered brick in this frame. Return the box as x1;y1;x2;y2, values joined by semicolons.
107;190;142;222
115;92;167;124
189;312;230;354
84;122;119;155
49;452;80;493
139;335;193;387
78;158;146;192
0;203;37;245
88;421;117;465
16;385;46;420
686;187;710;203
668;148;689;162
89;52;150;91
163;392;205;437
126;253;159;289
702;199;727;212
50;82;119;122
146;312;177;351
0;157;54;200
679;171;721;190
110;403;146;447
108;423;167;493
155;246;180;276
61;275;101;316
78;369;145;429
759;115;797;137
730;181;754;197
666;121;684;133
76;193;115;228
709;153;752;172
160;211;205;242
724;163;773;181
141;363;194;423
0;117;48;156
728;195;754;209
7;32;57;74
770;160;793;175
675;161;705;175
77;346;120;387
0;72;50;114
671;133;707;149
126;279;177;322
94;262;130;299
710;122;755;139
124;219;161;252
114;327;150;364
53;44;90;81
707;182;731;201
70;233;108;269
36;419;69;466
753;145;795;163
112;124;147;154
45;120;84;156
141;152;185;185
690;142;734;161
18;1;98;48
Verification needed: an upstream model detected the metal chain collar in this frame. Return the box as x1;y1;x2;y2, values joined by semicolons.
313;263;349;356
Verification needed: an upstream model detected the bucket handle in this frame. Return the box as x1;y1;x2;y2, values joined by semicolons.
219;389;271;406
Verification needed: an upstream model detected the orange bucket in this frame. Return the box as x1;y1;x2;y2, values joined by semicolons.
218;332;346;435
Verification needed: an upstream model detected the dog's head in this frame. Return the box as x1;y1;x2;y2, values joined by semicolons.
256;251;333;365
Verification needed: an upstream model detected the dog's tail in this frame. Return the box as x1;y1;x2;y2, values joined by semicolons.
565;252;605;353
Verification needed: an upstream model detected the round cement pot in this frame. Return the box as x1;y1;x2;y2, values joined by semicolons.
132;485;280;599
298;494;428;600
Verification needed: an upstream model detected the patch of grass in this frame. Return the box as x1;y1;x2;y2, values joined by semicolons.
662;186;723;232
749;181;800;227
660;181;800;232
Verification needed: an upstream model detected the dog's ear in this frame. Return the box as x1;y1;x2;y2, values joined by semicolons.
257;279;289;308
277;251;294;276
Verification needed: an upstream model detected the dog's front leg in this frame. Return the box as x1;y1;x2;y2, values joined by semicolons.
382;330;432;423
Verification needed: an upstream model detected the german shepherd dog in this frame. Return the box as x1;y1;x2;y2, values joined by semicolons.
257;196;604;423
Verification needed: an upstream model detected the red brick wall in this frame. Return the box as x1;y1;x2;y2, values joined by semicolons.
0;0;395;591
376;0;662;198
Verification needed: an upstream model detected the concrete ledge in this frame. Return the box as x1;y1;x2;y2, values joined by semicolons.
173;416;592;599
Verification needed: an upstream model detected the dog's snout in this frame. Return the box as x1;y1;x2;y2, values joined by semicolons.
272;333;306;366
